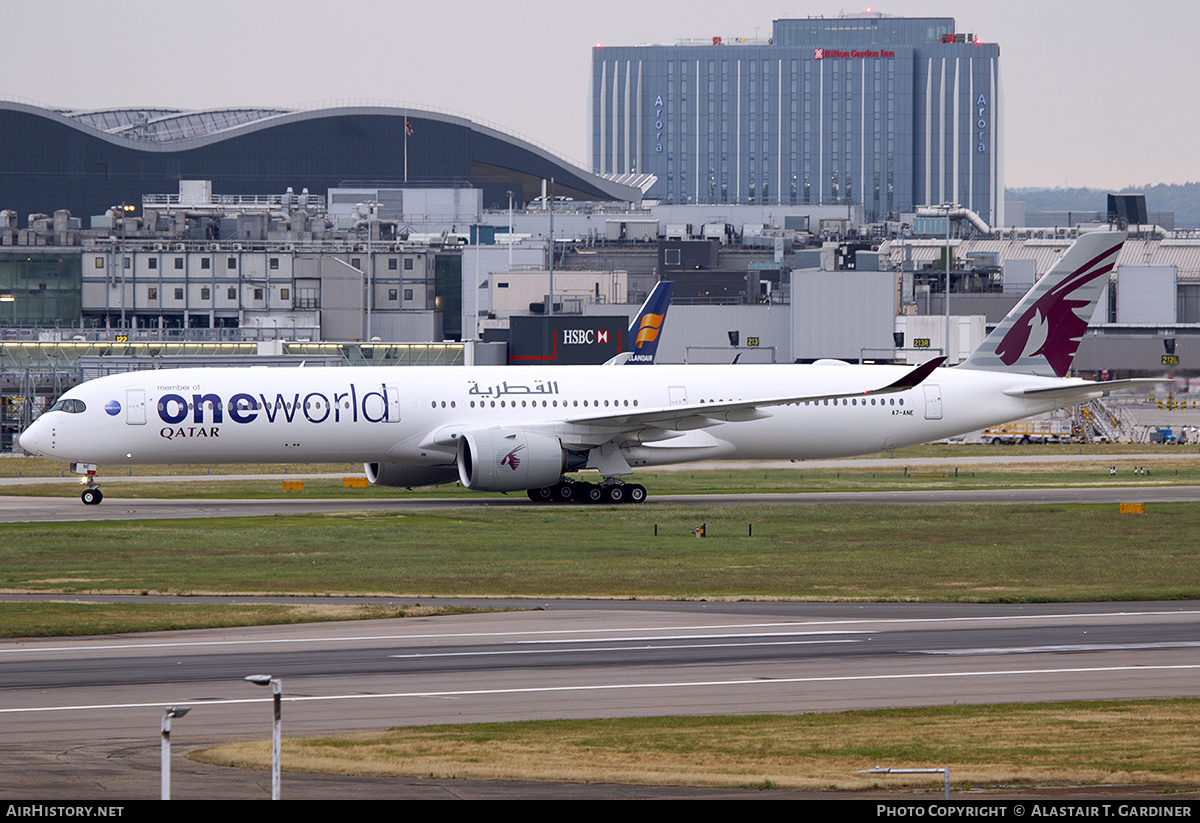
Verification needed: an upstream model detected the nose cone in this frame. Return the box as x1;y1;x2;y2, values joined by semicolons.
17;418;49;457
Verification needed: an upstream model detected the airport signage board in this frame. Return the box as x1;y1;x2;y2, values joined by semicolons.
507;315;626;365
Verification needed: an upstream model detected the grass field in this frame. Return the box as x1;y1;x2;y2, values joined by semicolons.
192;700;1200;792
2;502;1198;607
4;447;1199;635
0;601;483;637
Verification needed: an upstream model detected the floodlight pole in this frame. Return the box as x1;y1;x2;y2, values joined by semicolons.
115;204;135;330
942;202;955;362
270;678;281;799
245;675;282;800
945;205;950;360
548;178;555;317
120;212;125;330
366;208;373;342
160;706;190;800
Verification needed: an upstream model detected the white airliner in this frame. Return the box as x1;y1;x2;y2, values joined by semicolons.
19;231;1145;506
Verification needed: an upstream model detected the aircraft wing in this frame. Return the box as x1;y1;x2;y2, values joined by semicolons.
540;357;945;448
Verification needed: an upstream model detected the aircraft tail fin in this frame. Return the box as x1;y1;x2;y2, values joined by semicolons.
959;231;1125;377
625;280;674;365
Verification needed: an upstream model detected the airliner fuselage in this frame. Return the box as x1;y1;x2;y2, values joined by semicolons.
19;362;1083;468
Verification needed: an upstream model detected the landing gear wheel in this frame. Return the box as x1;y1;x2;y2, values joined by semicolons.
553;482;575;503
605;485;626;504
81;487;103;505
627;484;647;504
579;483;605;504
528;486;554;503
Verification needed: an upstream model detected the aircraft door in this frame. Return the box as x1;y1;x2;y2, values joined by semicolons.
923;384;943;420
668;386;688;406
125;389;146;425
386;385;401;422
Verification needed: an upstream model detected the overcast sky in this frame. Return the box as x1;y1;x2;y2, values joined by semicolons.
2;0;1195;190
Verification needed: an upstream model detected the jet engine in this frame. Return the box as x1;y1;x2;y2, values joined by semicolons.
365;462;459;488
457;429;566;492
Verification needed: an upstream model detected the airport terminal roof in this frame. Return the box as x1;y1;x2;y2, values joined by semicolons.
0;99;646;217
61;107;291;142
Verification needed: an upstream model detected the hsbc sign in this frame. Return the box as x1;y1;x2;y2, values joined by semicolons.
507;315;624;365
563;329;610;345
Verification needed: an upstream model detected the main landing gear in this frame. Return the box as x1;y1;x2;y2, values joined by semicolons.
74;463;103;505
526;479;647;504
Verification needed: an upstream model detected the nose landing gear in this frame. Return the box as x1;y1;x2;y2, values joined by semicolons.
73;463;103;505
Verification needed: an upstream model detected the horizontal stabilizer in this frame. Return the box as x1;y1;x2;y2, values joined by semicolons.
1003;378;1161;405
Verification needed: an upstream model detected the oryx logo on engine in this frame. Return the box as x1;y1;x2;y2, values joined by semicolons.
500;444;525;471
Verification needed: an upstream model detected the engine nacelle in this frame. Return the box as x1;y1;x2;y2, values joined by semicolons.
456;429;566;492
365;462;459;488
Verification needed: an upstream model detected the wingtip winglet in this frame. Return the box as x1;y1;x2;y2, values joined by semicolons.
880;356;946;393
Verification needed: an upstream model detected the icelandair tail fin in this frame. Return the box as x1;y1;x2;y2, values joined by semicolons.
625;280;674;365
959;231;1126;377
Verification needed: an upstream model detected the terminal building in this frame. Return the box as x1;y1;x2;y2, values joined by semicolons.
0;100;644;221
590;13;1003;225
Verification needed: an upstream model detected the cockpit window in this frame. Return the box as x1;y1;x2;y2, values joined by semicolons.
48;398;86;414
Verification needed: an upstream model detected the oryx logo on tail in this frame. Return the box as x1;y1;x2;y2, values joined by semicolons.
994;245;1118;376
961;232;1125;377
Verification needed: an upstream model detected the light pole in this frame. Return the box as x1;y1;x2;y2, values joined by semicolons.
160;706;190;800
245;674;282;800
506;190;513;271
548;178;555;316
365;203;376;342
940;202;956;361
115;204;135;330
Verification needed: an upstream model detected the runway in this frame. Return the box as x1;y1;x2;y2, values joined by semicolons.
2;451;1199;521
3;600;1200;798
1;484;1200;522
